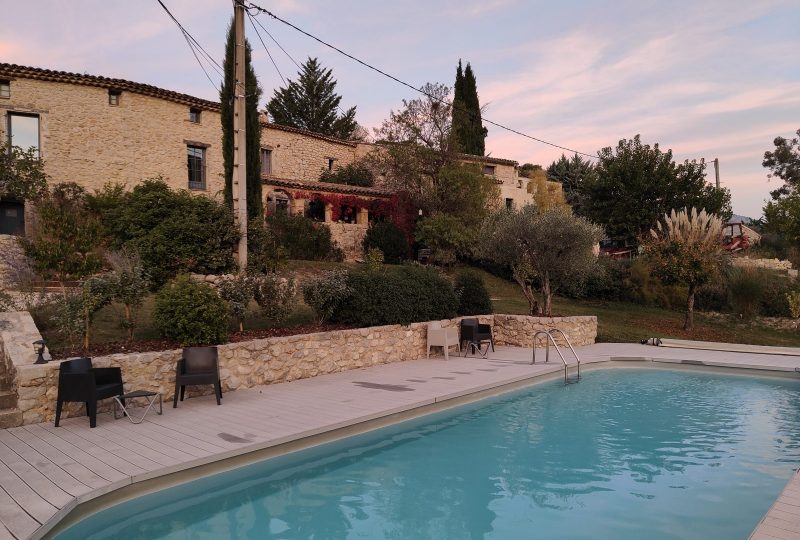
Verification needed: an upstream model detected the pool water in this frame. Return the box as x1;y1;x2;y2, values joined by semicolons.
56;368;800;539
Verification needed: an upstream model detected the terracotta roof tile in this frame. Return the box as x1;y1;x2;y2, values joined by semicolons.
261;122;359;147
263;176;393;197
0;63;220;111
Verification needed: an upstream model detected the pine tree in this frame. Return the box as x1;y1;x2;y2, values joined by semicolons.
221;20;263;220
451;61;487;156
266;58;358;139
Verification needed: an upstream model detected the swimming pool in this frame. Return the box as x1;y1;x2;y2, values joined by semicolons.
55;368;800;539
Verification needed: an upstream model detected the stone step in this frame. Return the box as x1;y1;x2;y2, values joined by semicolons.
0;409;22;429
0;390;15;410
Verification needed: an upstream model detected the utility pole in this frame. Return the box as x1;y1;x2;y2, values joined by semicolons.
232;0;248;268
712;158;720;189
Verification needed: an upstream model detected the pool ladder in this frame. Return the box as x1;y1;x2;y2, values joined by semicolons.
531;329;582;384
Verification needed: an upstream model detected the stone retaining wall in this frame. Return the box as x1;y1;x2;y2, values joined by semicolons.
5;313;597;425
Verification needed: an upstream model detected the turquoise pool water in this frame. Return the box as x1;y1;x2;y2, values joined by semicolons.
57;368;800;539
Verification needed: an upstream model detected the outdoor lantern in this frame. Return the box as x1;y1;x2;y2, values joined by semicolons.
33;339;47;364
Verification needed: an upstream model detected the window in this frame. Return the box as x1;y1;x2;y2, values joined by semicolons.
8;113;40;155
189;108;201;123
261;148;272;176
505;198;514;210
327;158;336;171
483;164;496;176
305;199;326;222
187;145;206;189
0;81;9;99
108;90;121;106
267;190;290;214
339;205;358;224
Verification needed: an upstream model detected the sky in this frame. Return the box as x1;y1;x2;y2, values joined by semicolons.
2;0;798;218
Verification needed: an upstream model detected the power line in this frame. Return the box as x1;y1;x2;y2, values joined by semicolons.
155;0;224;86
246;10;287;86
248;9;302;70
245;1;596;159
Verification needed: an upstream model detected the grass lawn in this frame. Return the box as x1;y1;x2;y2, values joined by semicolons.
40;260;800;353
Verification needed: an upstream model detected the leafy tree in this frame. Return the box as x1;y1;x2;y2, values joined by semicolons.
266;57;358;140
532;175;567;209
20;183;104;280
106;249;149;341
582;135;731;241
518;163;543;179
642;208;727;330
0;146;48;202
221;20;263;219
416;213;475;266
546;154;595;214
452;60;487;156
80;274;113;350
479;205;603;316
362;221;408;263
217;274;253;332
761;129;800;243
319;161;374;187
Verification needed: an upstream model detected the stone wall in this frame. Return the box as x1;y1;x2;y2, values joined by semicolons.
8;313;597;425
0;235;24;288
262;125;357;182
0;78;225;197
329;222;368;261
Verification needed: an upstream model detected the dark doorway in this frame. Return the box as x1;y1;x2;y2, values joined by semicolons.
0;200;24;235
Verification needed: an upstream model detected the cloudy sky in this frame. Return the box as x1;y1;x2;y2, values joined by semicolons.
2;0;798;217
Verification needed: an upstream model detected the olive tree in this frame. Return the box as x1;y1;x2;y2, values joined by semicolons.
479;205;603;316
642;208;727;330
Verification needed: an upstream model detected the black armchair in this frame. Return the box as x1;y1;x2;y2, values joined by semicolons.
173;346;222;408
55;357;123;428
460;318;494;357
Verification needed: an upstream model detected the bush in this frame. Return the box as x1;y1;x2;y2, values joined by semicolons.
89;179;239;288
561;258;634;301
758;271;800;317
455;270;492;315
251;273;296;325
247;220;285;274
266;212;341;261
362;221;408;263
21;183;104;280
695;280;729;312
153;275;229;346
728;268;765;320
332;266;458;326
626;260;687;310
319;162;374;187
302;269;352;324
0;289;17;312
217;274;254;332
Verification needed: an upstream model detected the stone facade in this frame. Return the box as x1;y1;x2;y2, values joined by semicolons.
4;312;596;425
263;124;357;182
0;235;24;288
0;77;225;198
328;222;369;260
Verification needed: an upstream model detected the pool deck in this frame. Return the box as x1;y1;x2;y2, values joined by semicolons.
2;342;800;539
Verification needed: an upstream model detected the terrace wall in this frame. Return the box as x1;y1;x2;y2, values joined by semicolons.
4;313;597;425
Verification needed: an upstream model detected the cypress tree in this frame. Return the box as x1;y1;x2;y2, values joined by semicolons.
451;61;487;156
221;20;263;220
266;58;358;139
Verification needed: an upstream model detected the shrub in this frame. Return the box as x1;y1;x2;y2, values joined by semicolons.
416;213;473;265
758;271;800;317
251;273;296;325
217;274;254;332
266;212;341;261
89;179;239;287
561;258;634;301
728;268;766;320
50;290;84;349
319;162;375;187
455;270;493;315
21;183;104;280
787;291;800;320
626;260;687;310
153;275;229;346
332;266;458;326
302;269;352;324
106;249;149;340
362;221;408;263
247;220;285;274
0;289;17;312
365;248;384;272
695;280;729;312
80;275;114;350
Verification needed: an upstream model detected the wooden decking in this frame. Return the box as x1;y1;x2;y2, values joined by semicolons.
1;343;800;539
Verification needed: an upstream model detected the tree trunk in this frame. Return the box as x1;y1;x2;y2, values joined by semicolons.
125;304;133;341
684;284;696;330
512;266;539;315
83;307;90;351
239;320;244;333
542;273;552;317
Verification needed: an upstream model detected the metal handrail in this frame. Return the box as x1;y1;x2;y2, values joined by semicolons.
531;329;581;383
547;328;581;380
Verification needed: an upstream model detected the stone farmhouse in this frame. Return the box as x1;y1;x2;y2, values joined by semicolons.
0;63;553;259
